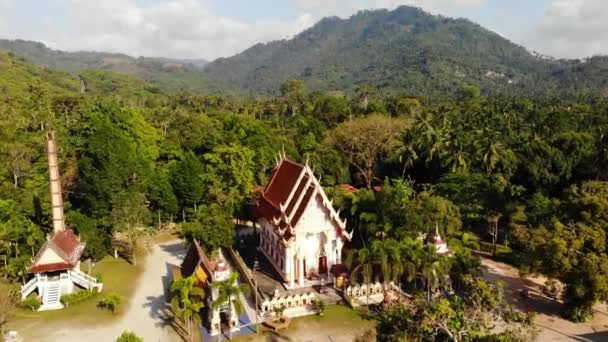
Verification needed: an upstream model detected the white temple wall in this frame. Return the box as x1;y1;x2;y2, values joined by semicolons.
294;197;342;274
38;248;65;264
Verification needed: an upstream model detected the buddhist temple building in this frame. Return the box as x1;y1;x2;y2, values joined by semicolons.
20;132;103;310
255;155;352;289
174;241;240;336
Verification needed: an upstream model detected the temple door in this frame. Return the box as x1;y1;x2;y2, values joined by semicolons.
318;256;328;274
303;258;307;277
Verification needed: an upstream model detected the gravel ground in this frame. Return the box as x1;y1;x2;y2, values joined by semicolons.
37;240;186;342
481;257;608;341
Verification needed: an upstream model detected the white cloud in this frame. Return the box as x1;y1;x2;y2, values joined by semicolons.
40;0;309;60
520;0;608;58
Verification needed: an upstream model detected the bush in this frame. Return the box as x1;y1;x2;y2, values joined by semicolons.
21;296;41;311
315;299;326;316
98;292;125;314
116;330;143;342
60;289;99;307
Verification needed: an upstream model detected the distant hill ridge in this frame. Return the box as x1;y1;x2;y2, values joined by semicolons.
0;39;211;92
2;6;608;97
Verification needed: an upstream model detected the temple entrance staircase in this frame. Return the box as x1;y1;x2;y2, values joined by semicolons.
68;269;103;291
40;281;63;311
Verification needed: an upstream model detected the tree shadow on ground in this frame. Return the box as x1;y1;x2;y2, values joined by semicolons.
143;294;190;341
481;263;563;317
160;241;186;260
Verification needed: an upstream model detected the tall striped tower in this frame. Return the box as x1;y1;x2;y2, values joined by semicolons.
46;131;65;234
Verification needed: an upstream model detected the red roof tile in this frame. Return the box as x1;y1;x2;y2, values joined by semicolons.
29;228;85;273
264;159;304;207
52;229;82;259
338;184;359;194
255;158;350;242
29;262;73;273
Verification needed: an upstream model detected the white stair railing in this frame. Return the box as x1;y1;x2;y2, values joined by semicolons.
68;269;102;291
21;277;38;299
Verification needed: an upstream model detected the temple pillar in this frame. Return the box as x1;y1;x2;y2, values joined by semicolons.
298;253;304;287
230;302;240;332
325;242;331;279
210;306;221;335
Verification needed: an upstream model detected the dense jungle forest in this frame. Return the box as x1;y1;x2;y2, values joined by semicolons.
1;47;608;340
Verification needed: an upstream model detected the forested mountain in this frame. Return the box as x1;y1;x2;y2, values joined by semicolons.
3;6;608;98
202;6;608;97
0;39;211;92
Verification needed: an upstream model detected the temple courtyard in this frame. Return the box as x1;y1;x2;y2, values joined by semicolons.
8;239;185;342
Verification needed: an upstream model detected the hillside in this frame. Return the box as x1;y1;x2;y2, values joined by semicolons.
2;6;608;97
202;6;608;97
0;39;212;92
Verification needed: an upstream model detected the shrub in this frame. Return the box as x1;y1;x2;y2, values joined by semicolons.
21;296;41;311
98;292;125;314
60;289;99;307
116;330;143;342
315;299;326;316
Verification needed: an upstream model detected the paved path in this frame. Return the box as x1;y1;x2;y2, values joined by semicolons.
45;240;186;342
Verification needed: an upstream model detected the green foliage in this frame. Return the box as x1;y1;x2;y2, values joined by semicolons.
170;274;205;340
116;331;144;342
375;277;536;341
21;296;41;311
98;292;125;314
60;289;98;307
181;204;234;253
170;151;205;211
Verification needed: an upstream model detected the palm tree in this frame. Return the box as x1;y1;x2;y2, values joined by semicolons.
400;237;424;288
346;246;378;306
212;272;250;339
420;248;448;300
346;246;375;284
171;275;205;341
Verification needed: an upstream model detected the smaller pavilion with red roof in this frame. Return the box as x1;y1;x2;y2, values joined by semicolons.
20;132;102;310
255;154;352;289
174;240;240;336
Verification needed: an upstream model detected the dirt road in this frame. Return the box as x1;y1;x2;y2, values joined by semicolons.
39;240;185;342
481;257;608;341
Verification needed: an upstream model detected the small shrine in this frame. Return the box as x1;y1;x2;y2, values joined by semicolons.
428;223;450;256
254;155;352;289
174;241;240;336
20;132;103;310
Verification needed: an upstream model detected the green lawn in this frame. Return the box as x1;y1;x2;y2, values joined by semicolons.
234;305;374;342
8;254;144;331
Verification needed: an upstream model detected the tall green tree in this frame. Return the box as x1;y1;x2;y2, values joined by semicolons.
171;274;205;342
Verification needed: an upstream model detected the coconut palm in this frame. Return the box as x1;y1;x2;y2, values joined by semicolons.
420;248;448;300
212;272;250;339
346;246;375;284
171;274;205;341
400;237;425;287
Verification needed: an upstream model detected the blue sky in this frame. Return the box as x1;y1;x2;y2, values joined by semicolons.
0;0;605;60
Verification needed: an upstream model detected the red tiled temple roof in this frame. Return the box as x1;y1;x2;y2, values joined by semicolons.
254;157;351;241
338;184;359;194
52;229;82;258
30;262;73;273
29;228;85;273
